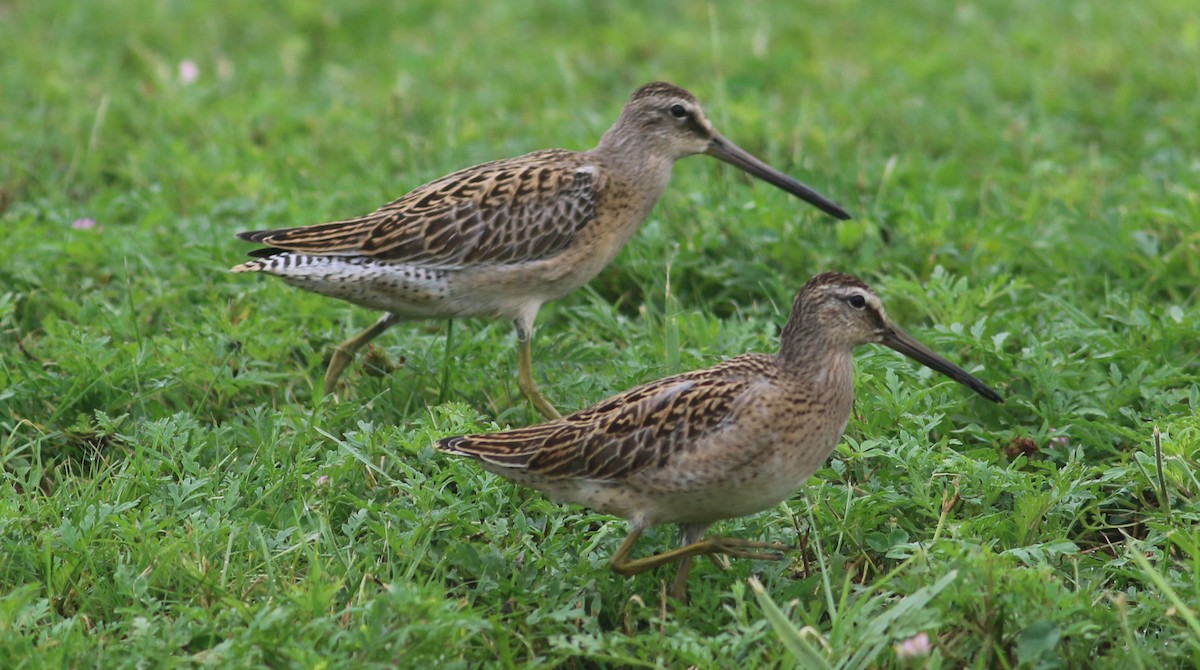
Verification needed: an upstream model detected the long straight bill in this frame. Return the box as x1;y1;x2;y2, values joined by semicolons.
706;133;852;220
882;326;1003;402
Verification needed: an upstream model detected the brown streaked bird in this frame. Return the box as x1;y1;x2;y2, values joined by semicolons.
231;82;851;419
437;272;1002;600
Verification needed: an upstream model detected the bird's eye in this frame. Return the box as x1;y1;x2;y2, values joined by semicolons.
669;103;688;119
847;294;867;309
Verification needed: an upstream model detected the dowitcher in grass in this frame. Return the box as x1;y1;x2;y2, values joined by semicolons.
437;272;1002;599
232;82;850;419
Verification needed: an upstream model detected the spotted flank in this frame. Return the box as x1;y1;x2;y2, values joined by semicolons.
233;253;455;316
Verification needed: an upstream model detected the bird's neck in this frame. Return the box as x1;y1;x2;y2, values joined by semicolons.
776;341;856;425
593;126;671;165
776;321;855;388
589;130;676;199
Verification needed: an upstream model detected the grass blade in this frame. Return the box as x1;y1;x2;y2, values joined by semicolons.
749;577;834;670
1128;543;1200;653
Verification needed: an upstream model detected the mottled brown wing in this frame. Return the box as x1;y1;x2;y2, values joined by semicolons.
236;149;604;266
437;360;761;482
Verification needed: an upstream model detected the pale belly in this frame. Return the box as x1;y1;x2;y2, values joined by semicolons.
627;433;843;526
486;420;848;531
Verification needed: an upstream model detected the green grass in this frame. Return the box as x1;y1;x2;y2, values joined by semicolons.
2;0;1198;666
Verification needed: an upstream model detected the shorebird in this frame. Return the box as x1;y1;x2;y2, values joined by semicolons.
231;82;851;419
437;272;1002;599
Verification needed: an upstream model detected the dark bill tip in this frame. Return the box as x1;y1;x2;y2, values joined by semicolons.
706;134;852;221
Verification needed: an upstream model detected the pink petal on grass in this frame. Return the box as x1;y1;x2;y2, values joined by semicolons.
895;632;932;659
179;59;199;84
1048;428;1070;449
71;218;97;230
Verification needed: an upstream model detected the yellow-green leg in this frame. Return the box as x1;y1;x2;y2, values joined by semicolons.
609;528;789;600
515;321;562;420
324;313;401;396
